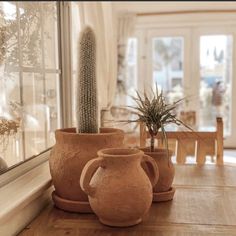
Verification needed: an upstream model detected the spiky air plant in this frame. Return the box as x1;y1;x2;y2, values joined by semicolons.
127;85;192;152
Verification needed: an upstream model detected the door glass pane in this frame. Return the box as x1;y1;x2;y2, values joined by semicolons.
199;35;232;135
152;37;184;105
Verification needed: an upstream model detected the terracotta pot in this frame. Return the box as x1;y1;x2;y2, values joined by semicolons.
140;147;175;194
49;127;124;213
80;148;159;227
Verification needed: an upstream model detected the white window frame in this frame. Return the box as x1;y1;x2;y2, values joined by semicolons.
2;2;62;160
0;2;74;235
0;2;73;180
191;26;236;147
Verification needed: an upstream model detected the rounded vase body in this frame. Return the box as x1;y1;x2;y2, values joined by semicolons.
140;148;174;192
80;148;159;227
49;127;124;212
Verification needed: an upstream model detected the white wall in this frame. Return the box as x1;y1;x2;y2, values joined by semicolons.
112;2;236;14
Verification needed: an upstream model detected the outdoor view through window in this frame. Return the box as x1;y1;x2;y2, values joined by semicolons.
0;2;61;173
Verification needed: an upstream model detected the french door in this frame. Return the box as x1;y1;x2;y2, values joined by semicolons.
144;27;236;147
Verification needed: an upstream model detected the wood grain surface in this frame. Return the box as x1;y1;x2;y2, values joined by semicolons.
19;164;236;236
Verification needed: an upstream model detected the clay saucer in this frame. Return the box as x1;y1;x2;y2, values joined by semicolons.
52;191;93;213
153;187;175;202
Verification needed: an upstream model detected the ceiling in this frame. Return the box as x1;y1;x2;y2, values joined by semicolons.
112;1;236;14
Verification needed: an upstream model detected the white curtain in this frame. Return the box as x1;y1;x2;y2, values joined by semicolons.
101;2;117;109
116;13;136;106
78;2;118;124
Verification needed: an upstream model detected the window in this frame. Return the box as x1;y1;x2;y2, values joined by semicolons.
0;2;61;173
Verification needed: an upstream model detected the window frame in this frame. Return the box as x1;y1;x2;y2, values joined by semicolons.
0;1;73;184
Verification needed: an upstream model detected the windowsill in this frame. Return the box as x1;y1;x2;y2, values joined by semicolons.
0;149;51;188
0;159;53;236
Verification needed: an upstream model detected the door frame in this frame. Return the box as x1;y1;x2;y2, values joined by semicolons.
136;22;236;147
192;26;236;147
146;28;191;108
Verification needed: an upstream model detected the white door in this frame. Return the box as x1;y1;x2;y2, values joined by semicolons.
146;28;191;99
144;27;236;147
192;26;236;147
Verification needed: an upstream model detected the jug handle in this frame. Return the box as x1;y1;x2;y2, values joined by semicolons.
80;157;104;198
142;154;159;187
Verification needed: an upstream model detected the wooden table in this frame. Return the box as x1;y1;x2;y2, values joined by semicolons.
19;164;236;236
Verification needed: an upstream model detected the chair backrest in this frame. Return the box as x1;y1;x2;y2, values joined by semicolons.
140;117;224;165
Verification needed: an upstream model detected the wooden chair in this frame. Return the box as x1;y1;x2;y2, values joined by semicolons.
140;117;224;165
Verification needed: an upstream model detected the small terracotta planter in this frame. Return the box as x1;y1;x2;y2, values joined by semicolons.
49;127;124;213
80;148;159;227
140;147;175;202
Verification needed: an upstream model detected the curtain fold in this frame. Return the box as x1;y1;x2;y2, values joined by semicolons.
78;2;118;125
77;2;106;126
115;13;136;106
101;2;117;109
76;4;136;124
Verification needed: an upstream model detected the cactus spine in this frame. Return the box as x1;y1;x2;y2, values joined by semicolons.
76;26;98;133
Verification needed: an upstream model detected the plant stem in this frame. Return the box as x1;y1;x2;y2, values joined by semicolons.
150;135;155;152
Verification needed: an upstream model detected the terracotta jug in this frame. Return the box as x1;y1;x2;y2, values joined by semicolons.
49;127;124;213
140;148;175;201
80;148;159;227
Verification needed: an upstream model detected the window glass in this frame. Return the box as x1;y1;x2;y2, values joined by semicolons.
0;2;61;173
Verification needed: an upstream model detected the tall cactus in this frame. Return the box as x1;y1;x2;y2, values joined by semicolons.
76;26;98;133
